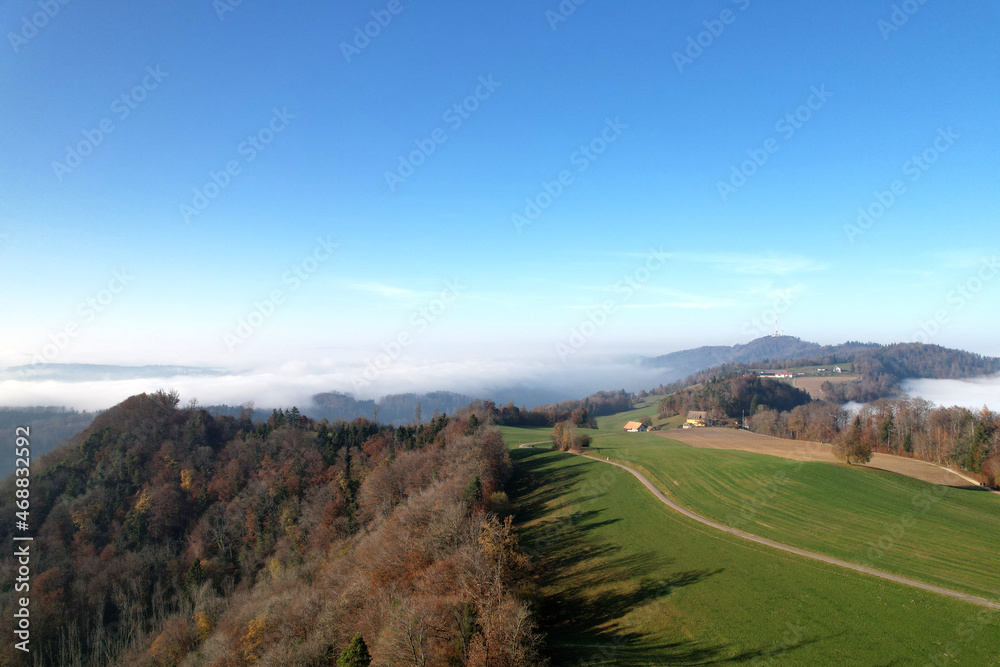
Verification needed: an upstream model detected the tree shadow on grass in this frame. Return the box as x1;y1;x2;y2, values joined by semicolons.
513;446;839;665
510;448;596;525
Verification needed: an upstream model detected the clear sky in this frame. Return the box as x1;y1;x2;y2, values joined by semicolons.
2;0;998;392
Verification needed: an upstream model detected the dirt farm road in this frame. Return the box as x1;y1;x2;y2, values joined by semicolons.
518;441;1000;611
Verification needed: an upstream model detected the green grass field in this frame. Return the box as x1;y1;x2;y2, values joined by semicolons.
593;397;671;432
510;445;1000;665
578;431;1000;601
497;398;677;447
497;425;555;446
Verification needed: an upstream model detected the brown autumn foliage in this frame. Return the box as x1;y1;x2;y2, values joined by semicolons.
749;397;999;480
0;391;546;666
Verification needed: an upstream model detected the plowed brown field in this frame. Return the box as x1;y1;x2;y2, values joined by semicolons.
659;427;980;488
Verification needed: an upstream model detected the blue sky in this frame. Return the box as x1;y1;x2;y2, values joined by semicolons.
1;0;998;390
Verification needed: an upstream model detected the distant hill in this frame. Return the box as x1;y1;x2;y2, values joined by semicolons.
0;407;97;478
310;390;474;424
642;336;878;382
1;363;226;382
836;343;1000;402
647;339;1000;404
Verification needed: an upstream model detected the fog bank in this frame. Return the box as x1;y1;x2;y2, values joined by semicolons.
0;357;673;412
901;376;1000;411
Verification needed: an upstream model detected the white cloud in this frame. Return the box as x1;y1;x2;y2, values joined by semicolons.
0;355;675;412
678;252;827;276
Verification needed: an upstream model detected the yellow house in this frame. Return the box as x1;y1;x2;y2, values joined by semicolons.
686;411;708;427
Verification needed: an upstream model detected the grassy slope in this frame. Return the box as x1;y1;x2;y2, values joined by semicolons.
511;445;1000;666
505;399;1000;599
583;431;1000;601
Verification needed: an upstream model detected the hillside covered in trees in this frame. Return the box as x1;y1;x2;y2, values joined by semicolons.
308;390;476;424
657;374;813;422
644;335;826;380
827;343;1000;403
0;392;543;666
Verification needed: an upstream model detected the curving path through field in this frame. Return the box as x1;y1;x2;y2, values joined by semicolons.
518;442;1000;611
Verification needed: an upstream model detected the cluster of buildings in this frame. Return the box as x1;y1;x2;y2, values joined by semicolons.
623;411;711;432
757;367;842;379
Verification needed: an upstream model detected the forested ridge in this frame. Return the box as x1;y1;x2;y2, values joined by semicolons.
646;342;1000;402
657;374;812;421
0;392;544;666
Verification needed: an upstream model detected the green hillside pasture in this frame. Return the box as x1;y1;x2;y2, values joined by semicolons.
497;425;554;446
511;446;1000;665
593;398;667;432
588;431;1000;601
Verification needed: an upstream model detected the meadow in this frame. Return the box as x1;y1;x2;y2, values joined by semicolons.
583;431;1000;600
510;445;1000;665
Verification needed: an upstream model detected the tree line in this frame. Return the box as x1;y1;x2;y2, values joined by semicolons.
749;398;1000;484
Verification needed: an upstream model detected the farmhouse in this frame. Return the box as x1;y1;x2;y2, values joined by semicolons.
623;421;647;432
686;411;708;427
